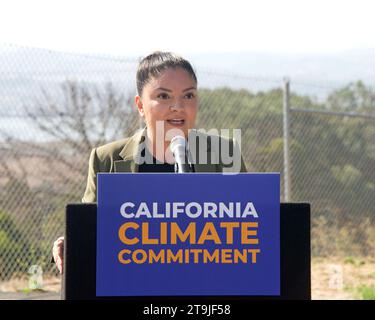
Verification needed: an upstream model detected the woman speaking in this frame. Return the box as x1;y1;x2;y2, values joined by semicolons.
52;51;247;273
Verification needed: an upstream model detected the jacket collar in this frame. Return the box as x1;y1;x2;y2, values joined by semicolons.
118;126;147;161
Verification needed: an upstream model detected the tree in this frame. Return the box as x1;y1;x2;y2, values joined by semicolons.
0;210;31;280
0;81;140;276
327;80;375;113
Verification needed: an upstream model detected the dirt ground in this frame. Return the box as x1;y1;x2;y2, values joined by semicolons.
1;258;374;300
311;257;375;300
0;276;61;300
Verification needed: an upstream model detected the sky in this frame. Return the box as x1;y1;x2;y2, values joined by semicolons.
0;0;375;56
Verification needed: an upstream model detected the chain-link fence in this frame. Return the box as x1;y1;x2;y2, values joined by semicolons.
0;45;374;282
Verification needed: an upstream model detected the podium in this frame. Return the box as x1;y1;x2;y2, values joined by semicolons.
62;203;310;300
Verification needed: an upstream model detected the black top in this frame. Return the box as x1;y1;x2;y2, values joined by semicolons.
138;147;175;173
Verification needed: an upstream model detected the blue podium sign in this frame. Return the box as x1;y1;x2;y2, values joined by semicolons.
96;173;280;296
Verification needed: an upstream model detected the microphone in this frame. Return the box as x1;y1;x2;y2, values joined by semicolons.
170;135;191;173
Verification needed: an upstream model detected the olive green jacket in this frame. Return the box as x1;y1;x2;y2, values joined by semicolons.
82;127;247;203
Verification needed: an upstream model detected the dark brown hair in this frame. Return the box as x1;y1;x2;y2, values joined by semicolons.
136;51;197;96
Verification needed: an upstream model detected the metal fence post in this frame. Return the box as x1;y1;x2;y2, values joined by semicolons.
283;78;291;202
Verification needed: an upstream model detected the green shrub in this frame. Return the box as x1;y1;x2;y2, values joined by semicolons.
0;210;32;280
359;286;375;300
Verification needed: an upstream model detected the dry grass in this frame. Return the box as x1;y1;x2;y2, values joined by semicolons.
0;275;61;293
312;257;375;299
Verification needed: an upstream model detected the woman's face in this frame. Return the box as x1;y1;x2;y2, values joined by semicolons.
135;67;198;142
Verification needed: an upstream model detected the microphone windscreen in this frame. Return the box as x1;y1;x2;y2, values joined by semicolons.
170;135;186;154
